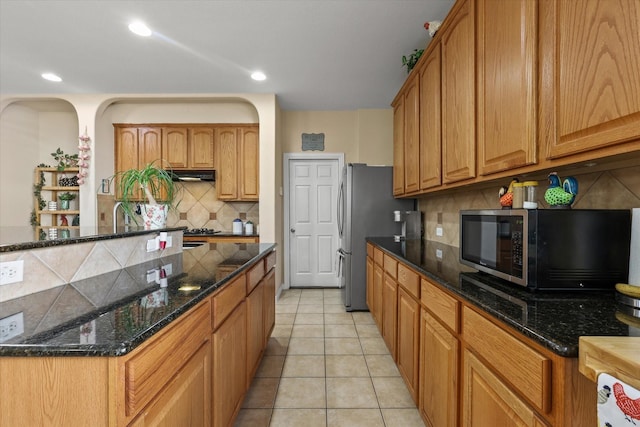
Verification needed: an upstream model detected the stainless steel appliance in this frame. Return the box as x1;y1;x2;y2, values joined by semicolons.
337;164;415;311
460;209;632;290
393;210;422;240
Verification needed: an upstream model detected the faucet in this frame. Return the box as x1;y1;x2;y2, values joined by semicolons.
113;202;131;233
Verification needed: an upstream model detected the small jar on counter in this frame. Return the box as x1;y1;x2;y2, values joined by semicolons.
512;183;524;209
523;181;538;209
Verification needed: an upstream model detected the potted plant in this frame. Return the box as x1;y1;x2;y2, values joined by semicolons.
113;161;179;230
58;192;77;210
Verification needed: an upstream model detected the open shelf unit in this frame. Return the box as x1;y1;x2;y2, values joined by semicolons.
33;167;80;240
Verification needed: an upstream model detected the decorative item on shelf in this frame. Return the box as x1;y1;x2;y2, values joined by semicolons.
402;49;424;73
58;192;76;210
51;147;78;171
111;160;180;230
424;20;442;37
48;201;57;211
544;172;578;208
77;127;91;185
522;181;539;209
498;178;519;208
72;215;80;226
60;215;68;226
58;175;79;187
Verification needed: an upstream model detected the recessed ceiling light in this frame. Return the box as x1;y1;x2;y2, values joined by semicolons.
41;73;62;82
251;71;267;81
129;21;152;37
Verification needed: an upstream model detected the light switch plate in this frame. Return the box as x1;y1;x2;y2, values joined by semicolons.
436;249;443;260
0;260;24;285
146;238;159;252
436;226;443;237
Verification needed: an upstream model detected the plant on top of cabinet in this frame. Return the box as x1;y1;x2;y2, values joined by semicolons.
51;147;79;171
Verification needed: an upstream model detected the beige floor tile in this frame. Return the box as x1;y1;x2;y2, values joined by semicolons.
275;313;295;325
294;313;324;325
299;289;324;296
327;409;385;427
275;304;298;314
287;337;325;355
324;313;354;325
326;377;378;409
356;323;382;338
271;324;293;338
296;303;324;313
291;324;324;338
372;377;416;408
381;408;426;427
324;296;343;305
234;409;272;427
326;355;369;377
277;294;300;304
365;354;400;377
242;378;279;408
323;288;342;295
325;338;363;355
269;409;326;427
298;296;324;305
264;337;289;356
274;378;326;408
359;337;390;355
324;304;347;313
255;356;285;378
282;355;325;377
352;311;376;325
325;323;358;338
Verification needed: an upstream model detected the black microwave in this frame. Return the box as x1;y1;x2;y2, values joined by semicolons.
459;209;631;290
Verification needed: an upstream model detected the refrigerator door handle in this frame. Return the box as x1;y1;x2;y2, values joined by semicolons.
337;180;344;238
336;249;344;278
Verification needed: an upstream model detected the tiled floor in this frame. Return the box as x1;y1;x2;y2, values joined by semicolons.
234;288;426;427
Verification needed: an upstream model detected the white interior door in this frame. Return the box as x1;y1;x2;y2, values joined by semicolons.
288;158;340;287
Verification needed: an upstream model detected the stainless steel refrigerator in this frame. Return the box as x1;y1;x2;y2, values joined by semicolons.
337;164;415;311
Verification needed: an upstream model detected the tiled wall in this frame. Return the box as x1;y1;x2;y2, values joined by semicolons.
0;231;183;303
419;165;640;247
98;182;259;232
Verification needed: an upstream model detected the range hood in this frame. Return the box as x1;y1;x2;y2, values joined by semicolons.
170;170;215;182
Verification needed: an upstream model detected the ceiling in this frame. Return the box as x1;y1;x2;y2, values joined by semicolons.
0;0;454;111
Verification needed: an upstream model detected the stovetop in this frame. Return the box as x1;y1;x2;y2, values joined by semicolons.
184;228;222;235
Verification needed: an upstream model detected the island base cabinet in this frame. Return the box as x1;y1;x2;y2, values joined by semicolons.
130;342;211;427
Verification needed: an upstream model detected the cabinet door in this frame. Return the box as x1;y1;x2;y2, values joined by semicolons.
392;98;405;196
366;256;374;313
403;76;420;194
239;126;259;200
263;268;276;345
396;287;419;404
190;128;215;169
477;0;537;175
130;342;211;427
420;310;458;427
373;263;384;329
216;128;239;200
419;42;442;190
247;281;265;384
441;0;476;184
115;127;142;200
213;300;247;427
162;127;189;169
382;274;398;359
462;349;547;427
139;127;163;166
542;0;640;159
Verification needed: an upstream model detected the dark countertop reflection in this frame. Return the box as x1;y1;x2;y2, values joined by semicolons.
367;237;633;357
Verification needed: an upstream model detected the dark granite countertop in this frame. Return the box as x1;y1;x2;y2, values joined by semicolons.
0;242;276;357
367;237;634;357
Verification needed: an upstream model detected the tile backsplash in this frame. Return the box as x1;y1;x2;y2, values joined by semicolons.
419;165;640;247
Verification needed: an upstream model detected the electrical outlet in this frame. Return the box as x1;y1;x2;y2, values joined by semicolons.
436;226;443;237
0;260;24;285
436;249;443;260
0;312;24;343
146;238;159;252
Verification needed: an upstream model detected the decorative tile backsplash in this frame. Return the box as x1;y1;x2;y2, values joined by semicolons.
419;165;640;247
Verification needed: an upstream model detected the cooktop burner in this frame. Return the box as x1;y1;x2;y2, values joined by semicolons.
184;228;221;235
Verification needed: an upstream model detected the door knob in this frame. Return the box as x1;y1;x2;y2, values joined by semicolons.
290;228;296;233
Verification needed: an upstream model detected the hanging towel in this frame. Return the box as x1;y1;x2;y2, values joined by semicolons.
597;372;640;426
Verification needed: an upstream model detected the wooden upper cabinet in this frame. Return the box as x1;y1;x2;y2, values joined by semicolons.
477;0;537;175
392;97;405;196
162;127;189;168
403;76;420;194
419;42;442;190
541;0;640;160
216;127;239;200
441;0;476;184
139;127;163;166
114;126;162;200
239;126;259;200
189;128;215;169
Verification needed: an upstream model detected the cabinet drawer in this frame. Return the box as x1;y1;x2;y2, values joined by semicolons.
384;254;398;279
462;307;551;413
213;274;246;329
123;301;211;418
374;247;384;266
397;263;420;299
421;279;459;332
247;261;265;294
367;243;374;258
266;251;276;272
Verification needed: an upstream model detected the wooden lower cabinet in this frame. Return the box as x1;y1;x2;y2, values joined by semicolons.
213;300;247;427
263;268;276;347
382;273;398;359
373;262;384;329
366;256;374;315
247;280;265;383
420;309;459;427
397;287;420;404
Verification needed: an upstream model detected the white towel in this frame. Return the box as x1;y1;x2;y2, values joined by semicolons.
597;372;640;426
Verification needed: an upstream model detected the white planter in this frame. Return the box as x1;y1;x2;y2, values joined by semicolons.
141;204;168;230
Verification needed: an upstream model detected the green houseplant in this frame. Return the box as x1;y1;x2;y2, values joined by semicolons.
58;192;77;210
113;161;179;229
